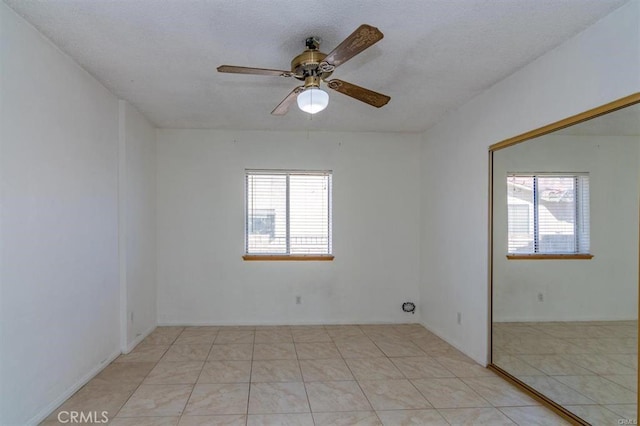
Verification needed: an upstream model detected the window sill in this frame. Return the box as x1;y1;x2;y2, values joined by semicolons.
243;255;335;261
506;254;594;260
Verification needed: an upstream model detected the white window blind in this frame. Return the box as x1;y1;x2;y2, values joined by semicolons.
246;170;332;255
507;174;590;254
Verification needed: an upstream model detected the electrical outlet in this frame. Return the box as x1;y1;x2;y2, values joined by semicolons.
296;296;302;305
457;312;462;325
537;293;544;302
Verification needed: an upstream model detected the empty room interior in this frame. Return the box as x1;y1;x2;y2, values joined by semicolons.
1;1;639;425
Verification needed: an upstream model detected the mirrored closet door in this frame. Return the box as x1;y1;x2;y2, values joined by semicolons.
490;95;640;425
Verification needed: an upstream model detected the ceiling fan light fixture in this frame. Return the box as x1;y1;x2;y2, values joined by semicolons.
297;87;329;114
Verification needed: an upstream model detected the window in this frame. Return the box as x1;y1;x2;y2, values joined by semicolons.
245;170;332;259
507;174;590;256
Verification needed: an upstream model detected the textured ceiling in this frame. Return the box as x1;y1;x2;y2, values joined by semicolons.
5;0;629;133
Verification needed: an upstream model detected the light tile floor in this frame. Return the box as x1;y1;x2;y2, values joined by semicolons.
494;321;637;425
42;324;570;425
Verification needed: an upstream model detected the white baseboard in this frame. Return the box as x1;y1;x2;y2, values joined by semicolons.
157;318;421;327
123;323;156;354
493;315;636;323
27;349;121;426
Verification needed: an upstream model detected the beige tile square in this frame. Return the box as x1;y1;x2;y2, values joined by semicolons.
118;384;193;417
325;326;366;340
208;344;253;361
295;342;342;359
565;405;630;425
248;382;310;414
215;330;255;344
603;404;637;421
109;417;179;426
247;413;314;426
251;360;302;382
92;362;156;385
143;327;184;345
255;326;292;332
358;379;430;410
335;340;385;359
254;330;294;343
567;354;636;375
390;357;454;379
519;376;595;405
47;383;136;421
499;406;571;425
518;355;593;376
292;329;332;343
345;358;404;380
253;343;297;360
178;415;246;426
183;326;220;333
305;381;372;413
434;356;494;378
312;411;382;425
162;344;212;362
220;326;257;331
606;354;638;370
376;409;448;425
144;361;204;384
198;360;251;383
491;354;545;376
439;407;516;425
554;375;637;404
116;344;169;362
299;359;354;382
603;374;637;391
411;378;490;408
183;383;250;415
374;340;426;357
174;331;217;345
462;377;540;407
412;337;457;355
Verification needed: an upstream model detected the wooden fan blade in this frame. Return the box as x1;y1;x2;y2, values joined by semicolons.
217;65;293;78
272;86;305;115
323;24;384;68
326;79;390;108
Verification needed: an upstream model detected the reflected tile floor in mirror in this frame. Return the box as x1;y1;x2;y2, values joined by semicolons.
40;324;571;425
494;321;637;425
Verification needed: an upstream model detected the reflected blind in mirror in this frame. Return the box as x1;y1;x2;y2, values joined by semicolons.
507;174;590;254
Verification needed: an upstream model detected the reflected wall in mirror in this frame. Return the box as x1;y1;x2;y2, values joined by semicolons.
491;96;640;425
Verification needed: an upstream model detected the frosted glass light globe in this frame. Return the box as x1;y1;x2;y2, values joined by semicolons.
297;87;329;114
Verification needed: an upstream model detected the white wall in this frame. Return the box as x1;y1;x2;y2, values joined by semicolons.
0;3;120;425
419;0;640;364
157;129;421;325
493;135;639;322
120;101;157;351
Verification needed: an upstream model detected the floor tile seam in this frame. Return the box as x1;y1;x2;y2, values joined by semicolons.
456;377;532;409
297;356;315;425
515;374;600;405
245;332;256;421
341;356;377;414
111;347;168;420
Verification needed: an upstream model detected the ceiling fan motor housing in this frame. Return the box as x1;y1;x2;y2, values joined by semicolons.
291;41;333;82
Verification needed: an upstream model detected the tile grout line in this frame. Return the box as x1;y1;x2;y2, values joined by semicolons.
245;331;255;426
109;328;178;421
176;329;218;421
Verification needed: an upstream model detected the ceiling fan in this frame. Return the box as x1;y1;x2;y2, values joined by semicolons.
217;24;390;115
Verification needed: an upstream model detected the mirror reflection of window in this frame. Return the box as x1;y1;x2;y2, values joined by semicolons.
491;100;639;425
